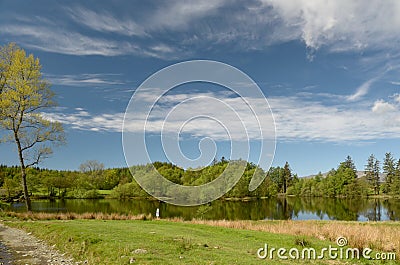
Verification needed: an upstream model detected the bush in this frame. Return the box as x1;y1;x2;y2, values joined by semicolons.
110;183;135;199
286;186;296;196
68;189;101;199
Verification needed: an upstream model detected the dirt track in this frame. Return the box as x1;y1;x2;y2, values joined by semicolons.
0;223;77;265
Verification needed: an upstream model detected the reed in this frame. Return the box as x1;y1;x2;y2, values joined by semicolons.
187;219;400;255
1;211;152;221
2;211;398;257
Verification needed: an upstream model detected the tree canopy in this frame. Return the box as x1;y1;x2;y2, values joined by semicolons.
0;43;65;211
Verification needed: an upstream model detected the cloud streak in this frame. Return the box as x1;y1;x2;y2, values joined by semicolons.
2;1;400;58
262;0;400;52
43;90;400;143
45;73;125;87
1;20;180;58
346;78;374;102
65;7;147;37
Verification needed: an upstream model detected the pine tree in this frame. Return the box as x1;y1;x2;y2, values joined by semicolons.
382;152;395;194
391;159;400;196
283;161;292;194
344;155;357;175
365;154;380;195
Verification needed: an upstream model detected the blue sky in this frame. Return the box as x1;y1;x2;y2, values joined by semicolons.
1;0;400;176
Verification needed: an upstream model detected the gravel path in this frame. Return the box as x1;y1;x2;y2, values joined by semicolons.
0;241;13;265
0;223;78;265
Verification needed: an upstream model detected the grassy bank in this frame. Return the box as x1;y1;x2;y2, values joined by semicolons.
1;214;398;264
188;219;400;256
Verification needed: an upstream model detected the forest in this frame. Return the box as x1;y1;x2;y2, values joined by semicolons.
1;153;400;201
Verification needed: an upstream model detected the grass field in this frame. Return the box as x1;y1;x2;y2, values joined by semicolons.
3;216;398;265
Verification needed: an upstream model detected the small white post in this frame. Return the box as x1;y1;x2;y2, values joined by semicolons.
156;208;160;219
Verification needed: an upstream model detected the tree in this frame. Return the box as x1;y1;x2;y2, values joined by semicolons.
391;159;400;196
344;155;357;175
267;166;284;193
3;177;20;198
0;43;65;211
382;152;395;194
79;160;105;189
79;160;105;173
365;154;380;195
282;161;292;194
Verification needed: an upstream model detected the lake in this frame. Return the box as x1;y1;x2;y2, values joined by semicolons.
6;197;400;221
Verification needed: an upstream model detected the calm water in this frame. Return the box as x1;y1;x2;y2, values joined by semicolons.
6;197;400;221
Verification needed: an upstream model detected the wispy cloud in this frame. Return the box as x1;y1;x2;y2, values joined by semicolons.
45;73;125;87
1;24;132;56
43;111;125;132
65;7;147;37
2;1;400;58
1;21;180;58
392;94;400;103
272;95;400;142
297;78;378;103
44;90;400;143
346;78;375;102
147;0;227;31
262;0;400;52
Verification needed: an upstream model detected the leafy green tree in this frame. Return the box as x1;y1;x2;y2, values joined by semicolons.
344;155;357;175
365;154;380;195
267;166;284;193
391;159;400;196
3;177;20;198
382;152;396;194
111;183;136;199
102;169;121;190
282;161;292;193
79;160;105;189
0;43;65;211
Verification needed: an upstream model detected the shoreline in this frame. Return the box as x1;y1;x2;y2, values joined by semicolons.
0;223;76;265
0;240;12;265
1;217;398;264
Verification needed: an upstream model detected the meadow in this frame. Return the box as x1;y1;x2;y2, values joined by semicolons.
2;212;398;264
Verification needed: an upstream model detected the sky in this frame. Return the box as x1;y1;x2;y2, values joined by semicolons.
1;0;400;176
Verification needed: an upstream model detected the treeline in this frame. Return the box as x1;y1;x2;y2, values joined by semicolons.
0;159;277;200
288;154;400;197
112;159;278;199
0;161;132;200
1;153;400;201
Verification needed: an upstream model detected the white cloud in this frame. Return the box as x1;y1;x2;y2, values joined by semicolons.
148;0;227;31
262;0;400;52
1;25;131;56
45;74;125;87
346;79;374;102
1;23;179;59
392;94;400;103
66;7;147;37
43;111;125;132
372;99;396;114
45;90;400;143
3;1;400;58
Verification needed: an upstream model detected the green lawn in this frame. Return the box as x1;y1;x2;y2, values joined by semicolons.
4;219;395;265
98;189;112;196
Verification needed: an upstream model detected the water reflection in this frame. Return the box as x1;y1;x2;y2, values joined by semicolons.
6;197;400;221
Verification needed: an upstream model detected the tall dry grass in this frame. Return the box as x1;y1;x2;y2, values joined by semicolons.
2;211;398;258
2;211;153;221
187;219;400;256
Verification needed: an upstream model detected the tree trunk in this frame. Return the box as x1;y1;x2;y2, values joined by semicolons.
15;134;32;212
21;166;31;211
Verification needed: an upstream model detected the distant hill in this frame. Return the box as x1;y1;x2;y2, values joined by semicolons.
302;171;386;182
